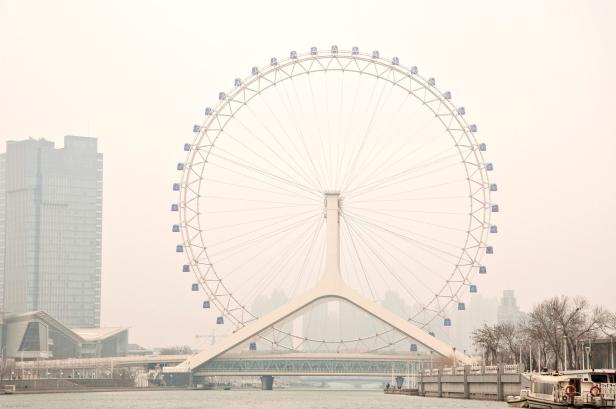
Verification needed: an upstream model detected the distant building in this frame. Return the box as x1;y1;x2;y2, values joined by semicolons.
127;343;154;356
2;311;127;360
0;153;6;311
497;290;525;324
0;136;103;328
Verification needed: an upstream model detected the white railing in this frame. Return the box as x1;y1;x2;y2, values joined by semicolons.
421;364;522;376
601;383;616;399
504;364;521;373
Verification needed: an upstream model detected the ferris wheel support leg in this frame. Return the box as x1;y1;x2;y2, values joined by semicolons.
165;282;473;374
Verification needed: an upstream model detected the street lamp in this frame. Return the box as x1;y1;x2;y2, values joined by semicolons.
563;334;568;371
453;347;457;368
430;350;433;370
585;345;592;370
611;336;614;369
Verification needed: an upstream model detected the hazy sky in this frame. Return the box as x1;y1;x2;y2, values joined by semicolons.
1;0;615;348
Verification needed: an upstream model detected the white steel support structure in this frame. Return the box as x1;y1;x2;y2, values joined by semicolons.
169;193;472;374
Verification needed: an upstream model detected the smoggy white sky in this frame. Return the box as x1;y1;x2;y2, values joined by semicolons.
1;0;615;348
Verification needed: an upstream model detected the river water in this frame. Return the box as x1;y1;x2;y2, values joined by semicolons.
1;389;506;409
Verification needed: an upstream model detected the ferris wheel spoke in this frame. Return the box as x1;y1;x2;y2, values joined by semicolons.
345;92;413;191
207;162;319;202
233;216;323;305
339;74;390;192
349;195;468;204
289;234;326;303
346;213;441;297
349;139;460;193
289;219;325;298
245;222;322;307
345;205;467;217
201;204;315;214
274;83;327;190
217;128;317;194
332;71;345;189
356;101;427;180
342;205;467;233
202;209;317;232
203;178;320;201
346;212;451;285
252;92;324;190
322;72;334;188
266;220;324;296
233;107;320;191
335;73;362;190
347;123;447;196
209;211;321;257
202;195;312;206
343;208;469;256
340;215;377;301
304;74;332;186
340;75;397;192
209;151;321;197
346;176;466;202
342;213;424;307
342;211;463;262
344;131;456;198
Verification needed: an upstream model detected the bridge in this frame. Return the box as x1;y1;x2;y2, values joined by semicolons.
192;352;426;377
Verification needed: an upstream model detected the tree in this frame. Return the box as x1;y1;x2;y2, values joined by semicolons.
472;323;502;364
158;345;193;355
524;296;612;370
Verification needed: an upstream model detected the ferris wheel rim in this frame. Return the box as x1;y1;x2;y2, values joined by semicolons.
177;47;494;334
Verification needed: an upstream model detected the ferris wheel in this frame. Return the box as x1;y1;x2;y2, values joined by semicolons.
172;46;497;354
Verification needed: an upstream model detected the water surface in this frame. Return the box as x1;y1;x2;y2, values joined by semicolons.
1;389;507;409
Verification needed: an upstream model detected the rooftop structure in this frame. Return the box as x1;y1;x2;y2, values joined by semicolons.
2;310;127;360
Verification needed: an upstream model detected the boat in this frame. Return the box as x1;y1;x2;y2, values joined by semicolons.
507;389;530;408
525;369;616;408
3;385;16;395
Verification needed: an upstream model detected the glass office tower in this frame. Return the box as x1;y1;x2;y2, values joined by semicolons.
1;136;102;328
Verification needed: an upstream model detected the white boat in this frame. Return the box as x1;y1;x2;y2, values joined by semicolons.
507;388;530;407
3;385;16;395
525;369;616;408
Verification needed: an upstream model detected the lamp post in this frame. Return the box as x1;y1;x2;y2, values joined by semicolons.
453;347;457;368
611;336;614;369
585;345;592;370
563;335;567;371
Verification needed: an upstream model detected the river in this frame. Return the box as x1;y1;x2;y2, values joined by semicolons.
1;389;506;409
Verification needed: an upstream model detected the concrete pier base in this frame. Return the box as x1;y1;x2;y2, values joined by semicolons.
260;375;274;390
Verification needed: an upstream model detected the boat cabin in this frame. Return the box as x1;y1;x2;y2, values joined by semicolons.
527;370;616;408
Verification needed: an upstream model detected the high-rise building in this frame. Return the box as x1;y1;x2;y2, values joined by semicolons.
0;152;6;313
497;290;524;324
0;136;102;328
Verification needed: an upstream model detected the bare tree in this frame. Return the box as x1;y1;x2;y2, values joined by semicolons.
524;296;612;370
158;345;193;355
472;323;502;365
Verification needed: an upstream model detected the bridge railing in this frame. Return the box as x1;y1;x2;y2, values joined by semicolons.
422;364;522;376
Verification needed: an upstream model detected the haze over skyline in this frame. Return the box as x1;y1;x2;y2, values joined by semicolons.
1;0;614;348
